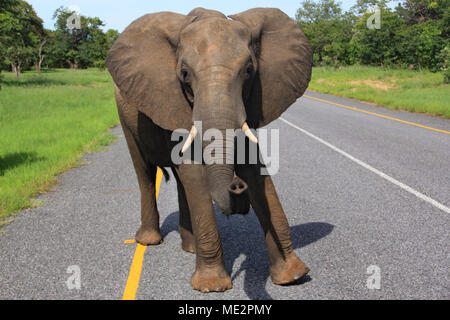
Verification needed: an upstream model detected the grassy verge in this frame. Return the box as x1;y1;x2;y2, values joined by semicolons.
0;69;119;226
310;65;450;118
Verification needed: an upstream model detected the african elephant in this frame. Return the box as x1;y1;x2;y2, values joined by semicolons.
106;7;312;293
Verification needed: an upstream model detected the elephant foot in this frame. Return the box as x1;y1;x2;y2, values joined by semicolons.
191;268;233;293
270;255;310;285
179;228;195;254
135;226;163;246
181;241;195;254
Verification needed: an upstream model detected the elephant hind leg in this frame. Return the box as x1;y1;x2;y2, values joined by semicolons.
121;122;162;246
172;168;195;253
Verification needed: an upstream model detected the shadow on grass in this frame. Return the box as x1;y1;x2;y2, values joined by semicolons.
161;210;334;299
0;152;46;176
3;76;69;87
36;69;60;74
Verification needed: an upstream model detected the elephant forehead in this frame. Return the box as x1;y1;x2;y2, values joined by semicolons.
180;18;250;50
180;19;251;69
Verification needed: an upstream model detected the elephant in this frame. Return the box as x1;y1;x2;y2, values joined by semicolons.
106;7;313;293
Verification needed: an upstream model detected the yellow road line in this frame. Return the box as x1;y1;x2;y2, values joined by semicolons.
155;168;163;198
303;95;450;135
122;243;147;300
122;167;163;300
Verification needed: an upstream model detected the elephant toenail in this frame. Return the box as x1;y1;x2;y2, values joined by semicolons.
216;287;222;291
201;288;210;293
294;273;302;280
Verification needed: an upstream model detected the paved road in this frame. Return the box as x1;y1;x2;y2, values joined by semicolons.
1;90;449;300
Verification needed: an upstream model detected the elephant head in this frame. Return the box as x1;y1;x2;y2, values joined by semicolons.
106;8;312;215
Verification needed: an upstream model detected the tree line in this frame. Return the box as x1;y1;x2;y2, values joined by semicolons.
0;0;119;80
1;0;448;84
296;0;449;77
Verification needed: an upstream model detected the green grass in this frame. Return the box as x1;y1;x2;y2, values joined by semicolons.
0;69;119;226
310;65;450;118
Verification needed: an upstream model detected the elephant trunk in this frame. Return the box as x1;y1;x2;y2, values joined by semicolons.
202;127;249;216
192;76;250;215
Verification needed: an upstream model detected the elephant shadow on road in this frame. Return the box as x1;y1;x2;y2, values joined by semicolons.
161;210;333;300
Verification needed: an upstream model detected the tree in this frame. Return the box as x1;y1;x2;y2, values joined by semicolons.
0;0;19;88
50;7;118;69
0;0;44;77
296;0;354;65
296;0;343;23
350;8;406;66
105;29;119;49
36;38;47;75
350;0;390;15
398;19;445;69
294;0;448;70
396;0;449;24
93;29;119;70
42;29;66;68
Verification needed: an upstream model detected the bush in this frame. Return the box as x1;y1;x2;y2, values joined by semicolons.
437;45;450;83
296;0;448;72
398;20;446;71
350;9;406;66
444;68;450;84
93;60;105;71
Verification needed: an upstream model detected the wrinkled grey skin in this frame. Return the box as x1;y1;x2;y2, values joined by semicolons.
106;7;312;293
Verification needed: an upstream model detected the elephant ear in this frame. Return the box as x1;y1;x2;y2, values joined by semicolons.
106;12;195;131
229;8;313;128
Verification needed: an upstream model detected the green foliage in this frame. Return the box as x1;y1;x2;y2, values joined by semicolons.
0;2;119;72
296;0;343;23
351;8;406;66
396;0;449;24
297;1;355;66
0;0;19;13
438;45;450;83
296;0;449;71
0;0;44;76
94;60;106;71
350;0;390;14
398;19;445;70
45;7;118;69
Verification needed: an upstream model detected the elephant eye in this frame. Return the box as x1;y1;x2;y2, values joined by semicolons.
181;69;189;83
180;68;194;103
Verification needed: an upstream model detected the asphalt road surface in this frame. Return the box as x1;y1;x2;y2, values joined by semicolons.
1;90;449;300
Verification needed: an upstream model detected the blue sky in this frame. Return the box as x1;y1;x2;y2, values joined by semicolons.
28;0;381;32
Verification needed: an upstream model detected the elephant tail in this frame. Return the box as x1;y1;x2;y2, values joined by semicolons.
159;167;170;183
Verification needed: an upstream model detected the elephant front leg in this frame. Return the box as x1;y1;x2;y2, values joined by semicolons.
176;164;232;293
237;165;309;285
121;123;162;246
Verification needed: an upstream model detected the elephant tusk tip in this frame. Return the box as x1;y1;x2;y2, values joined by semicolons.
250;136;258;144
181;125;197;154
242;122;258;144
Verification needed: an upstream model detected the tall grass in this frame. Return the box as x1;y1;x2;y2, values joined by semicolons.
0;69;119;225
310;65;450;118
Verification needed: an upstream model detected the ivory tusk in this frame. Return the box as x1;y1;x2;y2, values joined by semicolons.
181;125;197;154
242;122;258;144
